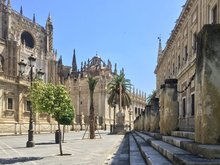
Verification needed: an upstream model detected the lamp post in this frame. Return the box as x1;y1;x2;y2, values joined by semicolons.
18;54;44;148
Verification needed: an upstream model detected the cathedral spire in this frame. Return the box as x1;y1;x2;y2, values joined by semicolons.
158;37;162;54
58;56;63;65
20;6;23;15
7;0;10;8
157;36;162;62
58;56;64;84
33;14;35;23
46;13;53;53
114;63;117;75
72;49;77;72
158;36;162;55
47;13;52;23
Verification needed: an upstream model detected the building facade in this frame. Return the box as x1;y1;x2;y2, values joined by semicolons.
0;0;146;134
60;52;146;130
0;0;59;134
155;0;220;131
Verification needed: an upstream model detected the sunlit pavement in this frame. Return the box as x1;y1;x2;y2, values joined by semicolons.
0;130;124;165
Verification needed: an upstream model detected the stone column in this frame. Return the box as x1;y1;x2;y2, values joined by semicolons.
150;98;159;132
159;84;165;134
195;24;220;144
161;79;178;135
145;105;151;131
0;89;3;118
137;115;141;131
141;111;145;131
17;91;23;134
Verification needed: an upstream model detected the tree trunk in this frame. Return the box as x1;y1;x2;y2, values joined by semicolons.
58;123;63;156
62;125;65;143
90;92;95;139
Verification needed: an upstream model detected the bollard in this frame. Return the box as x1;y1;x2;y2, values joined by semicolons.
55;130;61;144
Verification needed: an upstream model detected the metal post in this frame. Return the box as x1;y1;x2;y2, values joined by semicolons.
26;65;34;147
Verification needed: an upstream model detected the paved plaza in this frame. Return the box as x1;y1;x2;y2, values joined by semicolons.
0;130;124;165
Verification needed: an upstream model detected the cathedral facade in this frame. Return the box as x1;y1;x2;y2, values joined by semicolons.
0;1;146;134
0;0;59;134
61;52;147;130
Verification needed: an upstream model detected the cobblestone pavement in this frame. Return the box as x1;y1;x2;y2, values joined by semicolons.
0;130;124;165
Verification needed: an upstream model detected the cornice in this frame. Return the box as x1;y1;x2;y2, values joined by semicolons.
155;0;195;72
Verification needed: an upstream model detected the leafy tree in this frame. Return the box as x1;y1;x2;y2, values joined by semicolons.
59;110;73;143
88;76;98;139
107;73;132;126
30;80;74;156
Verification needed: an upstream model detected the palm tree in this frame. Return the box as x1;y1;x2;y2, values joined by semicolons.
147;90;157;105
107;73;132;127
88;76;98;139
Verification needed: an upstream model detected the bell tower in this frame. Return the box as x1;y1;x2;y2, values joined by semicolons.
0;0;6;39
46;13;53;53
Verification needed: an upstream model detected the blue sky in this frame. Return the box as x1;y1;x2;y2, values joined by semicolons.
11;0;186;95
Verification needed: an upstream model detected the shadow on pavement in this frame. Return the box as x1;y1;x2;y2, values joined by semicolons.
0;157;43;164
35;142;55;145
107;132;129;165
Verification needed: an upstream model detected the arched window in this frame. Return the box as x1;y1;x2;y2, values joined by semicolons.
21;31;35;48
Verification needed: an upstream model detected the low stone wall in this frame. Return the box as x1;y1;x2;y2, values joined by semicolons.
144;105;151;131
134;98;159;132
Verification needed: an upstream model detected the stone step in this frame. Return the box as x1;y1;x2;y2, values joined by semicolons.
129;134;146;165
135;131;154;142
162;136;220;159
109;133;129;165
132;132;173;165
136;132;220;165
162;136;194;148
171;131;195;140
140;131;162;140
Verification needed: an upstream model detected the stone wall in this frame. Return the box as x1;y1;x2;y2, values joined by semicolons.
195;24;220;144
144;105;151;131
134;98;159;132
150;98;159;132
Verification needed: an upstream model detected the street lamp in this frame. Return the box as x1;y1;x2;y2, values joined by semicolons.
37;69;45;80
18;54;44;148
18;59;26;75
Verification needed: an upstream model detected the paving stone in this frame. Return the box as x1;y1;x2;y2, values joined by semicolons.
0;130;124;165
